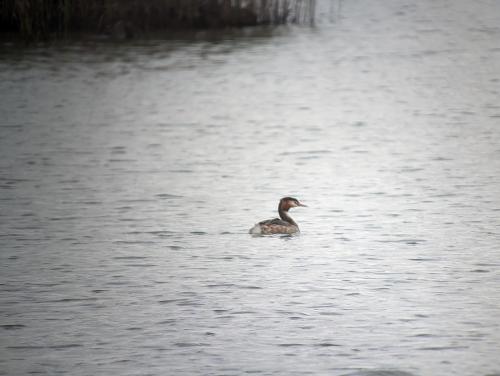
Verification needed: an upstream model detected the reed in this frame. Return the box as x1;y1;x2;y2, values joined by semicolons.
0;0;316;41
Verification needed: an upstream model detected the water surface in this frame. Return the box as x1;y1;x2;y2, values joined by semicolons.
1;0;500;375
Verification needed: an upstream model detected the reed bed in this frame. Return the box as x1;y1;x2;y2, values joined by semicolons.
0;0;317;41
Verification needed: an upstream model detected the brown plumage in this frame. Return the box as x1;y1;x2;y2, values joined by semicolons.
249;197;307;235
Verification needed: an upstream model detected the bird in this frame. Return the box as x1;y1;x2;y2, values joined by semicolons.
249;197;307;235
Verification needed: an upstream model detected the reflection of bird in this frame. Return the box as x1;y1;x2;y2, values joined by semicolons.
249;197;307;235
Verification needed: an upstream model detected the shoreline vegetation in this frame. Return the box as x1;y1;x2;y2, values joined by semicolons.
0;0;317;42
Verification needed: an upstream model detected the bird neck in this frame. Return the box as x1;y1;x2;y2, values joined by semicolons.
279;207;297;226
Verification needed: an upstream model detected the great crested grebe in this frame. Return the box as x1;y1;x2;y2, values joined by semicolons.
249;197;307;235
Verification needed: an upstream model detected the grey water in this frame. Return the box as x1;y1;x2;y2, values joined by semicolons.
1;0;500;375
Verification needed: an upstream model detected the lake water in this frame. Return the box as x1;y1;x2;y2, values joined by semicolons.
1;0;500;375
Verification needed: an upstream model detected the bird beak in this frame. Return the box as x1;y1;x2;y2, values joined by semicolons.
298;202;307;207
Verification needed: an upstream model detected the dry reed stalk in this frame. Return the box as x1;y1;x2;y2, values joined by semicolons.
0;0;316;42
